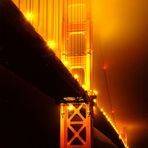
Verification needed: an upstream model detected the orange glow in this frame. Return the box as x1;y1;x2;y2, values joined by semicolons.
88;89;98;96
82;84;87;90
93;99;97;103
12;0;91;92
47;40;56;49
88;90;92;96
70;31;85;35
100;108;104;112
119;135;122;139
68;104;74;111
93;89;98;95
73;74;79;79
25;12;34;22
103;64;109;70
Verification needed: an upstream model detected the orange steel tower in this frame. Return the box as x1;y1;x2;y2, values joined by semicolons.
60;0;96;147
61;0;93;90
11;1;128;147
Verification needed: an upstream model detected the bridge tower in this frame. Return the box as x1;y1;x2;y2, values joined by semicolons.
11;1;128;147
60;0;95;147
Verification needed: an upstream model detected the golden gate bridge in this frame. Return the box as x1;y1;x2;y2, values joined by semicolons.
0;0;128;147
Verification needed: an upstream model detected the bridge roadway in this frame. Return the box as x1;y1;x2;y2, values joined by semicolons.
0;1;125;147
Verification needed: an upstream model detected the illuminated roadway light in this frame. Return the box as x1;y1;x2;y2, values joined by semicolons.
93;89;98;95
63;60;69;67
25;12;34;21
74;74;79;79
88;90;95;96
16;2;128;148
119;135;122;139
107;117;111;122
47;40;56;49
82;84;87;90
100;108;104;112
103;111;106;116
68;104;74;111
93;99;97;103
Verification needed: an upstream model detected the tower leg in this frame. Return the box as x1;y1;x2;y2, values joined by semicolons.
60;102;93;148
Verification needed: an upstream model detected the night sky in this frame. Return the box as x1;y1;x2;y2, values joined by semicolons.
92;0;148;147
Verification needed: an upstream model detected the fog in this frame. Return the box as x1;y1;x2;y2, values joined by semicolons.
92;0;148;147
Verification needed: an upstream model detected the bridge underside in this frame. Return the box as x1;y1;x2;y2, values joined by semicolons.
0;68;120;148
0;67;117;148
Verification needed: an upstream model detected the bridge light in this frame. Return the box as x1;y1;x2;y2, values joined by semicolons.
68;104;74;111
93;99;97;104
100;108;104;112
63;60;69;67
25;12;34;22
47;40;56;49
74;74;79;79
107;116;111;122
103;63;109;70
82;84;87;90
93;89;98;95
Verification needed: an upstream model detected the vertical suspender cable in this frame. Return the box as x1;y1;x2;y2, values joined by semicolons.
57;0;59;52
18;0;20;8
38;0;40;32
31;0;33;24
52;0;54;41
76;0;77;69
70;0;71;57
